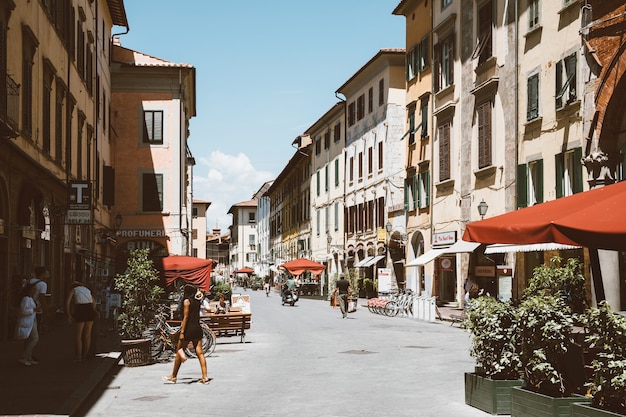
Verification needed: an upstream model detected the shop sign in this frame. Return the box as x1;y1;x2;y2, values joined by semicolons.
67;209;92;224
117;229;167;238
68;181;92;224
22;226;36;240
433;231;456;246
474;265;495;277
377;268;392;292
377;228;386;242
439;257;454;271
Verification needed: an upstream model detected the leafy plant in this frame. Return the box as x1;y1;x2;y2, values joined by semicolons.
464;296;521;380
210;281;232;302
523;256;587;314
114;248;164;339
517;294;574;397
583;301;626;414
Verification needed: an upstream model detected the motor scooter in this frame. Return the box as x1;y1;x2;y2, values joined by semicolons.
281;288;299;306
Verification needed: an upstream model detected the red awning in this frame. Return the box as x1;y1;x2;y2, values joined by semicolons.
234;267;254;275
463;181;626;252
161;256;214;293
280;258;326;276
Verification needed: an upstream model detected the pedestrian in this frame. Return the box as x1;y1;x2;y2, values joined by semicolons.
334;273;352;319
29;266;48;332
15;282;39;365
163;284;209;384
65;281;98;362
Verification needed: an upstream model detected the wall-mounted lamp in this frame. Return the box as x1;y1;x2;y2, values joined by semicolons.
385;221;393;234
477;199;489;220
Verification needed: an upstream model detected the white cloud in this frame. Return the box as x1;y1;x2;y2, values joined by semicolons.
194;151;274;233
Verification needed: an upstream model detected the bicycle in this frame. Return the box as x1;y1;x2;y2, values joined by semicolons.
148;305;216;362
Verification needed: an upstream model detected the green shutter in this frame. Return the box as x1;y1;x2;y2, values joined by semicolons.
415;174;421;209
404;178;410;211
555;60;563;109
573;147;583;193
334;159;339;186
555;153;563;198
536;159;544;203
316;170;320;196
517;164;528;208
424;170;431;207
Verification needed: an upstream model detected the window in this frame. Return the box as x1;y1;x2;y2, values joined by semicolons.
315;136;321;155
408;108;416;145
474;1;493;65
407;47;417;81
142;173;163;212
325;165;329;192
368;87;373;113
368;147;373;175
249;234;255;245
417;170;431;209
358;152;363;180
408;34;431;81
517;160;544;208
316;170;320;196
55;87;64;163
316;209;321;236
555;148;583;198
22;53;34;138
477;100;492;169
421;99;429;138
333;122;341;142
334;159;339;186
334;202;339;231
324;130;330;149
42;68;53;154
357;94;365;121
348;102;356;126
556;53;577;109
378;142;383;170
378;78;384;106
434;33;454;92
349;157;354;182
192;207;198;218
442;0;452;8
529;0;540;30
325;206;330;233
438;121;451;181
249;212;256;223
527;73;539;121
143;110;163;144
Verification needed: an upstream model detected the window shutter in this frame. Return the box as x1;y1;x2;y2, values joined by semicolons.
555;153;564;198
421;34;430;70
555;60;563;109
103;165;115;206
316;170;320;196
424;170;431;207
517;164;528;208
334;159;339;186
527;74;539;121
536;159;544;203
404;178;410;211
573;147;583;193
414;174;420;209
421;101;428;138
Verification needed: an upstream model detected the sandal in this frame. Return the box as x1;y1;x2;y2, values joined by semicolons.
197;377;210;384
162;375;177;384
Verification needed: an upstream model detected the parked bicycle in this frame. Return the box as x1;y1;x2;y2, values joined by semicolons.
148;305;216;362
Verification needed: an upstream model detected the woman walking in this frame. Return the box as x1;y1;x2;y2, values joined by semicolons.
15;283;39;365
162;284;209;384
65;281;98;362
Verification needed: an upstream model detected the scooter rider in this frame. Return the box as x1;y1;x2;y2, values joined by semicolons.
282;275;296;302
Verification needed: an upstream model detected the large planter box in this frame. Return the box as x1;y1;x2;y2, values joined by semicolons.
571;402;626;417
465;372;523;415
510;386;591;417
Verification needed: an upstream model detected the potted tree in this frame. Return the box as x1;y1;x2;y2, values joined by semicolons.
511;257;591;417
464;296;523;415
114;248;164;366
572;301;626;417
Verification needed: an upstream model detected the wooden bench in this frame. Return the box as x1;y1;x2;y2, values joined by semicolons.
202;312;251;343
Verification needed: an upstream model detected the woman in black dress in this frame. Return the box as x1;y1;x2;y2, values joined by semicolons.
163;284;209;384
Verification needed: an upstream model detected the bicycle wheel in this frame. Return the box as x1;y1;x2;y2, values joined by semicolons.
144;328;165;362
184;323;215;358
384;300;399;317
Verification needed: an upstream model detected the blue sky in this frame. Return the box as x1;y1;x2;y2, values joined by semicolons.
118;0;405;231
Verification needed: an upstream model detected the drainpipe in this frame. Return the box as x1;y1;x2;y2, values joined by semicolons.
335;91;347;275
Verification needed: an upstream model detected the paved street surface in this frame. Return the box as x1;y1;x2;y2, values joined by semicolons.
78;289;486;417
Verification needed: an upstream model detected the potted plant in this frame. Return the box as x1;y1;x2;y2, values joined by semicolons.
114;248;164;366
464;296;523;414
572;301;626;416
511;257;590;417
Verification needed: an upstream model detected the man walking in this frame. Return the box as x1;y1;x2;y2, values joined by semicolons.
334;273;351;319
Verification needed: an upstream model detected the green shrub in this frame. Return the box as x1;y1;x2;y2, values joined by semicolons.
211;281;232;301
464;296;521;380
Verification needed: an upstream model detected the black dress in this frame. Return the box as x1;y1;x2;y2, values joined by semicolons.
183;297;203;341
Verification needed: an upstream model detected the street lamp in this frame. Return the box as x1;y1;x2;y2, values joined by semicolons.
477;199;489;220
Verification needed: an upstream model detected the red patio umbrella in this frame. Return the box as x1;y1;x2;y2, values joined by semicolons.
280;258;326;276
160;256;214;293
462;180;626;301
234;267;255;275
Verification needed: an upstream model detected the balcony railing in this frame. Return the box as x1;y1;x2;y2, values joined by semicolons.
0;74;20;138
